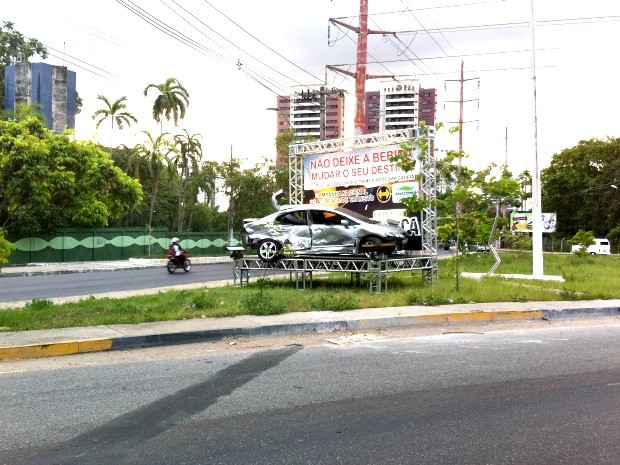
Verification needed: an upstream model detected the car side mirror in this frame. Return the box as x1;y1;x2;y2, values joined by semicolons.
341;219;350;226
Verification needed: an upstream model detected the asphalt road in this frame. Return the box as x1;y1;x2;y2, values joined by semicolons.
0;263;277;302
1;322;618;465
0;251;454;303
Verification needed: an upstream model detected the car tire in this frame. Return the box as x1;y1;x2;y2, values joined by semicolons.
258;239;281;262
361;236;386;259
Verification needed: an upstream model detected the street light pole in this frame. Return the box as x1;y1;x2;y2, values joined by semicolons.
530;0;544;277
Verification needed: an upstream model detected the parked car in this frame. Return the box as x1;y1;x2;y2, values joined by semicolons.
443;240;456;251
242;204;408;262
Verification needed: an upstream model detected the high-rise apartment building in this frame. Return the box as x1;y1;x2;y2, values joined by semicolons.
274;81;436;165
363;81;436;134
379;80;436;133
4;62;76;133
363;90;381;134
274;86;345;166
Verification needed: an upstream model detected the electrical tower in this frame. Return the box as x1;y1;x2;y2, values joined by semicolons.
327;0;394;135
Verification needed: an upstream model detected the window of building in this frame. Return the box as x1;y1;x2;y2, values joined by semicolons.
421;108;431;113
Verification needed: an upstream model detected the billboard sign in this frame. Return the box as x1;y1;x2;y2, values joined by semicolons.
510;212;557;233
303;143;422;249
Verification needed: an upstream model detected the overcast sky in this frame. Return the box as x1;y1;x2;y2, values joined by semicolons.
4;0;620;175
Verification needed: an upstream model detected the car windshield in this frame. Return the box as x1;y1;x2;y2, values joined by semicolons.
334;207;380;224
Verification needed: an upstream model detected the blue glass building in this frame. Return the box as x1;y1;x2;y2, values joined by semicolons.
4;62;76;133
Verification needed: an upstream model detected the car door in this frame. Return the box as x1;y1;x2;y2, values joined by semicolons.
275;210;312;251
309;209;356;254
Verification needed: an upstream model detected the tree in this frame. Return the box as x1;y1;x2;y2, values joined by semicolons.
568;229;595;256
218;158;280;231
92;95;137;130
1;102;46;123
92;95;137;152
542;138;620;237
0;117;142;236
0;228;15;266
0;21;47;109
135;130;174;229
275;129;315;159
172;130;202;231
143;77;190;131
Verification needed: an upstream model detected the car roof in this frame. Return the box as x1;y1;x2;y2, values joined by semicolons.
278;204;335;211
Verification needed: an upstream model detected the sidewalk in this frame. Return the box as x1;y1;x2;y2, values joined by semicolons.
1;260;619;360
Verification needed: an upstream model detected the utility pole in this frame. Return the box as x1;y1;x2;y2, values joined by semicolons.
328;0;394;135
505;126;508;166
444;60;479;165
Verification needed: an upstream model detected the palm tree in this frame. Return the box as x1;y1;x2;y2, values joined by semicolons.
92;95;137;151
143;78;190;131
172;130;202;231
135;130;174;229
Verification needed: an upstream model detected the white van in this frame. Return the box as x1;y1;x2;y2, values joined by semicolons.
571;238;611;255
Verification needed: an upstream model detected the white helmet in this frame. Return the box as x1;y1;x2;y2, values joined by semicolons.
171;237;179;243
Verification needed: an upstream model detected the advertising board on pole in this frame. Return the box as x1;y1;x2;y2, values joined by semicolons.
510;212;557;233
303;143;422;249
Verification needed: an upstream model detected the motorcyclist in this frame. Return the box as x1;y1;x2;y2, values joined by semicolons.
170;237;186;265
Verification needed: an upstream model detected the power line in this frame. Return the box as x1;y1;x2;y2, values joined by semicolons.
115;0;302;95
43;44;119;79
367;16;434;76
397;0;451;58
385;15;620;35
201;0;325;84
357;0;514;17
116;0;231;62
329;44;609;69
164;0;312;92
21;37;119;82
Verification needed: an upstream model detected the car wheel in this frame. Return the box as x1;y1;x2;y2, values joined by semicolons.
258;239;281;262
361;236;385;259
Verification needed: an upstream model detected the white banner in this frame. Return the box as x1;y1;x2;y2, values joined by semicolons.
303;144;413;190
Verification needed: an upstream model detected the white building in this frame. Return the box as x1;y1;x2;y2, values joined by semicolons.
378;80;435;133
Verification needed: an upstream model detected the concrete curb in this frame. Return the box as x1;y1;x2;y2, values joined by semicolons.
1;305;617;360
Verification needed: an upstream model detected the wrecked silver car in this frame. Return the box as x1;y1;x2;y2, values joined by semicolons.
242;204;408;262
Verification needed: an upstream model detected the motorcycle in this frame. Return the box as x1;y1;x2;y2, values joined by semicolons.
166;248;191;273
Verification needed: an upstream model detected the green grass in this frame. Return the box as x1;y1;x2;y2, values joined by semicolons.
0;251;618;332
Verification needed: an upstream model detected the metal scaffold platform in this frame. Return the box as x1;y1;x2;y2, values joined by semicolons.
232;254;438;294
